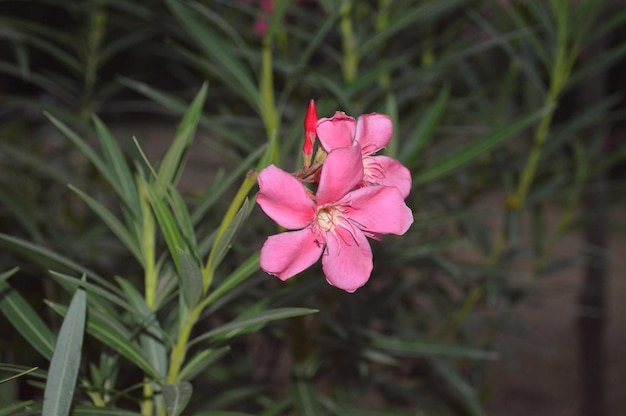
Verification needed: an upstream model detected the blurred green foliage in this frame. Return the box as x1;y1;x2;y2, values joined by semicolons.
0;0;625;415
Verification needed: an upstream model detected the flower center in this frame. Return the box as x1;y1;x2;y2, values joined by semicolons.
316;206;338;231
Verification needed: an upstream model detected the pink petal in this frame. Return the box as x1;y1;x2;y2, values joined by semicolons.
316;112;356;151
257;165;316;229
316;146;363;206
364;155;412;199
260;228;324;281
322;224;373;292
344;186;413;235
354;114;393;154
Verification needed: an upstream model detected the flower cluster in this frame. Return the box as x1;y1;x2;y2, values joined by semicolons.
256;101;413;292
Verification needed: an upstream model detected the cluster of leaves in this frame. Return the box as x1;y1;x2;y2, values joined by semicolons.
1;0;626;415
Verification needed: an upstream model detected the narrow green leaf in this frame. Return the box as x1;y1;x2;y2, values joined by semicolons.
0;281;55;360
0;366;38;384
157;83;208;186
144;180;185;271
116;278;168;378
92;115;140;216
191;145;266;224
88;316;159;379
206;198;252;275
0;401;35;416
0;233;117;294
177;248;203;308
163;381;193;416
46;302;159;379
163;0;258;111
203;252;259;307
42;286;86;416
294;375;319;416
400;85;450;165
0;267;19;285
49;271;133;313
190;308;318;347
178;346;229;382
69;185;143;264
431;359;486;416
413;108;548;186
71;406;142;416
369;335;498;361
44;113;125;200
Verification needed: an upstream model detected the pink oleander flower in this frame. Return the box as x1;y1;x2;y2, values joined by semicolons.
316;112;412;198
257;145;413;292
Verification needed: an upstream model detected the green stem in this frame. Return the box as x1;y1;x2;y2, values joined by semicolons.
203;171;259;292
340;0;358;84
139;180;158;310
489;7;575;265
166;304;203;384
260;35;279;166
81;0;107;120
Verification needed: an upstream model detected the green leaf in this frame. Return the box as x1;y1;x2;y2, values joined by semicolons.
116;278;167;378
92;115;140;216
203;252;259;307
163;381;193;416
0;280;55;360
400;85;449;166
178;346;229;382
157;83;208;186
176;248;203;308
293;374;319;416
0;233;117;294
42;286;86;416
69;185;143;264
48;271;133;313
0;401;35;416
206;198;252;276
163;0;258;112
143;179;185;271
71;406;142;416
0;267;19;285
0;366;38;384
190;308;318;347
44;113;125;201
412;108;548;186
87;317;158;379
431;359;486;416
46;302;159;379
369;334;498;361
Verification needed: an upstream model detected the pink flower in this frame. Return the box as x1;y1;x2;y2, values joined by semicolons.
316;112;412;198
257;145;413;292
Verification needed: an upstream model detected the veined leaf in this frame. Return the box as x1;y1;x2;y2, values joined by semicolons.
163;381;193;416
177;248;203;308
42;287;86;416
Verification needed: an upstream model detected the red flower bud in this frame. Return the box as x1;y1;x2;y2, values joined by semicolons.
302;99;318;166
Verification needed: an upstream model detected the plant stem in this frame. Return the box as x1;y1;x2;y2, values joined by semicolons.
340;0;358;84
166;304;203;384
488;4;575;265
